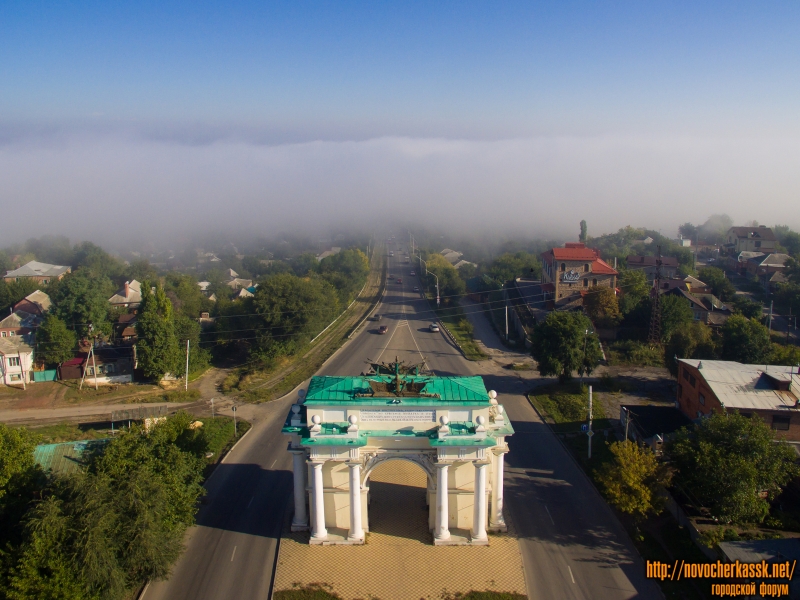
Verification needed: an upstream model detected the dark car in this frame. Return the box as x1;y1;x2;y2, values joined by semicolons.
396;278;402;283
378;325;388;334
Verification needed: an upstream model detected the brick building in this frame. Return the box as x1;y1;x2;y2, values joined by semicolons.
541;243;617;303
4;261;70;284
676;359;800;441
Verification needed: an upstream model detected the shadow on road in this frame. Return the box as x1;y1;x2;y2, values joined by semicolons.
198;464;293;539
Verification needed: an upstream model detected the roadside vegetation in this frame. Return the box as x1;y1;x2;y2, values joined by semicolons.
0;413;222;600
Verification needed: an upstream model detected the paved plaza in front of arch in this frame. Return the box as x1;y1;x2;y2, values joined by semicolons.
274;461;527;599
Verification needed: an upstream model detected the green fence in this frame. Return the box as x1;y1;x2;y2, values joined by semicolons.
33;369;58;382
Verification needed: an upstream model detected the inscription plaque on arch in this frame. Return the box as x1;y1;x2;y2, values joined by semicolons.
360;409;436;422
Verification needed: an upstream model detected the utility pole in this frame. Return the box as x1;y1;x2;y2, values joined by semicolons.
91;345;98;390
185;340;190;391
580;329;589;384
648;246;663;345
232;405;238;437
768;300;774;333
587;385;594;459
624;407;631;441
211;397;215;418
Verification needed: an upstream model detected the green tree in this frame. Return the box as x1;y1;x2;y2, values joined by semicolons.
7;413;207;600
71;242;125;279
252;273;339;357
660;294;694;342
732;296;763;319
678;222;698;243
665;321;717;376
165;274;211;318
698;266;737;301
618;269;650;315
0;279;41;315
289;253;319;277
579;220;588;243
50;269;115;337
35;314;77;366
774;225;800;256
596;441;672;522
318;248;370;304
532;312;602;382
768;343;800;367
583;287;621;327
720;314;771;364
486;252;542;284
423;253;466;299
668;412;798;524
174;315;211;374
136;282;180;380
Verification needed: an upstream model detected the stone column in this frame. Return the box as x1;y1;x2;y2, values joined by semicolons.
489;449;507;531
347;462;364;542
310;461;327;540
291;450;308;530
472;461;488;542
434;463;450;541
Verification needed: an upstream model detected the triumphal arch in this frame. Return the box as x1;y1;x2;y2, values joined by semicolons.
282;360;514;545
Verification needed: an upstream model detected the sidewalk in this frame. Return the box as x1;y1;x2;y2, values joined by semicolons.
459;298;531;365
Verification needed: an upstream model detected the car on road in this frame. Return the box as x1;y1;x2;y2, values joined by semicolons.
413;286;419;292
410;271;415;276
373;314;381;321
396;278;402;283
378;325;388;334
429;323;440;332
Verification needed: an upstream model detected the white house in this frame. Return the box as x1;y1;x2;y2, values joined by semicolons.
0;338;34;386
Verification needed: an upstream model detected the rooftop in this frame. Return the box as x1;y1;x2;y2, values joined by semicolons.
679;359;799;412
304;374;493;406
0;337;33;355
545;243;600;261
5;261;70;279
727;226;777;242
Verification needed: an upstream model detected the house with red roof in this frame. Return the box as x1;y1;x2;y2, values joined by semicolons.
540;243;618;306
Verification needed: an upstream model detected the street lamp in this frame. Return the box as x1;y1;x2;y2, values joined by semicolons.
580;329;590;384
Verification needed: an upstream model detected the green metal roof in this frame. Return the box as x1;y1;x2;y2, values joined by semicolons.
33;439;110;474
304;375;491;405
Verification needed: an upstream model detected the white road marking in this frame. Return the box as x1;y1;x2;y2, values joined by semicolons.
247;496;254;508
544;505;556;525
270;459;276;469
568;565;576;584
230;546;237;562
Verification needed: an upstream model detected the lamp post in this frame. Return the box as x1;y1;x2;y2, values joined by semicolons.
579;329;589;384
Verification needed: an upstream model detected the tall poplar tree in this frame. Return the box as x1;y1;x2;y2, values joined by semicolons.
135;282;179;380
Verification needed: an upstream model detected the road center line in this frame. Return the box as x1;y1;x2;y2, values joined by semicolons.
247;496;254;508
544;505;556;526
568;565;576;584
230;546;237;562
270;459;276;469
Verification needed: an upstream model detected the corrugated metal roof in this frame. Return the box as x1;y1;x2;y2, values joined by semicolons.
680;359;799;411
33;439;110;474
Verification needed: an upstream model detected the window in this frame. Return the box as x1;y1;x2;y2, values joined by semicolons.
1;332;5;337
683;370;690;381
583;279;588;287
87;367;94;376
584;263;589;272
755;241;761;248
739;412;752;418
8;357;20;367
772;416;790;431
689;374;696;387
699;393;705;406
677;384;682;399
592;279;597;286
10;374;21;381
561;263;565;272
106;363;115;374
9;331;14;336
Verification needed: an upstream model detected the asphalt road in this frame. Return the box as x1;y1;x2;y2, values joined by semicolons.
144;247;661;600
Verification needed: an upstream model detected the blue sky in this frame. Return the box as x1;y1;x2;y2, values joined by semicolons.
1;2;799;242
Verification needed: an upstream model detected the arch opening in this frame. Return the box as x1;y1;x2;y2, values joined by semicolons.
364;458;431;542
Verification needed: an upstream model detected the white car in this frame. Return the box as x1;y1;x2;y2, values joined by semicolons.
413;286;420;292
429;323;440;332
410;271;416;276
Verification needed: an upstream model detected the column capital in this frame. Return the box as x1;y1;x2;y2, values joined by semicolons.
472;459;491;467
491;447;508;456
345;461;362;468
307;458;326;465
435;461;452;468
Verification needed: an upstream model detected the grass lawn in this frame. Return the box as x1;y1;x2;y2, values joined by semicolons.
21;421;113;444
200;415;251;464
60;380;163;403
274;585;527;600
528;382;612;433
